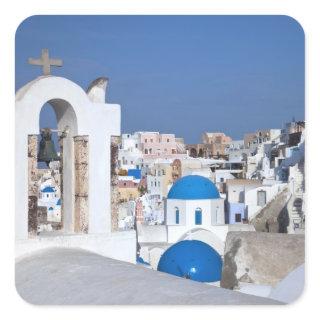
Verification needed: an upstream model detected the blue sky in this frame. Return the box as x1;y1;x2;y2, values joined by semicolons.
15;15;304;143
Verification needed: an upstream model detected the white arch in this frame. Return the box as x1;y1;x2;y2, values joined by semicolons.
15;76;121;239
17;76;91;135
178;227;225;255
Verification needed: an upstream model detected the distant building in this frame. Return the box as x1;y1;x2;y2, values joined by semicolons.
139;132;182;158
118;175;141;202
37;185;61;223
118;133;142;170
226;179;263;224
280;120;305;146
224;140;249;162
118;132;187;171
146;161;173;202
186;132;232;159
244;129;281;154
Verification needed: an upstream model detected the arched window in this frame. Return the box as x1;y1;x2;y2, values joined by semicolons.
175;207;180;224
195;208;202;225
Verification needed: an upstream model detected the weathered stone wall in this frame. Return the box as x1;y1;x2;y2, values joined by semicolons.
74;136;89;233
37;206;47;225
28;135;38;237
220;231;305;289
111;136;120;231
250;187;291;233
58;136;64;229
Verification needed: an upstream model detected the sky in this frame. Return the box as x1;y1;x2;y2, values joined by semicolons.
15;15;304;144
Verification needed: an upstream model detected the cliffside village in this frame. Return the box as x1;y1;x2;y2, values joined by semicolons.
113;121;305;233
16;49;305;304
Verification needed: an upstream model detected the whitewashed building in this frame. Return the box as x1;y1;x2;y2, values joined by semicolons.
165;175;225;243
118;133;142;171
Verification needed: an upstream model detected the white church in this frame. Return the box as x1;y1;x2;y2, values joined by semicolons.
15;49;136;262
37;185;61;223
138;174;254;270
166;175;225;243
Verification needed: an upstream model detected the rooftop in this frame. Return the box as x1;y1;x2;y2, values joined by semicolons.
15;248;281;305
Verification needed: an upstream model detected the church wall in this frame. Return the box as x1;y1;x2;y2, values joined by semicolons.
185;199;212;227
166;199;186;226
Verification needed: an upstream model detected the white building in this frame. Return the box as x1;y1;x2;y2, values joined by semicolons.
118;133;142;171
165;175;225;244
37;185;62;223
245;181;288;219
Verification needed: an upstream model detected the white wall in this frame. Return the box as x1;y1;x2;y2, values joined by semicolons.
15;231;137;263
245;183;287;219
166;198;225;243
166;199;187;225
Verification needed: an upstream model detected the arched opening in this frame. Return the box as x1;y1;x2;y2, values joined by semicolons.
189;148;197;158
177;228;225;255
29;98;79;236
175;207;180;224
195;208;202;225
36;103;62;233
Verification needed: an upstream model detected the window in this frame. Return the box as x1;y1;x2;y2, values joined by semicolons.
220;177;224;182
175;208;180;224
151;139;153;143
149;148;152;154
167;138;170;143
235;213;242;223
135;144;138;148
145;139;147;143
257;190;267;206
145;149;148;154
195;208;202;225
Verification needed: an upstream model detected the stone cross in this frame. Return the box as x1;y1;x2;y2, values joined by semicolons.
28;49;63;75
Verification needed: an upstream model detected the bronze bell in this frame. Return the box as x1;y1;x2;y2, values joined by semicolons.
38;128;60;166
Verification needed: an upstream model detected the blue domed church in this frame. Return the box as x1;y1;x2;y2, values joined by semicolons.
166;175;225;244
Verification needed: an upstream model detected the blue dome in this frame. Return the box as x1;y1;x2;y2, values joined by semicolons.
167;175;220;200
157;240;222;282
41;186;55;193
56;199;61;206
